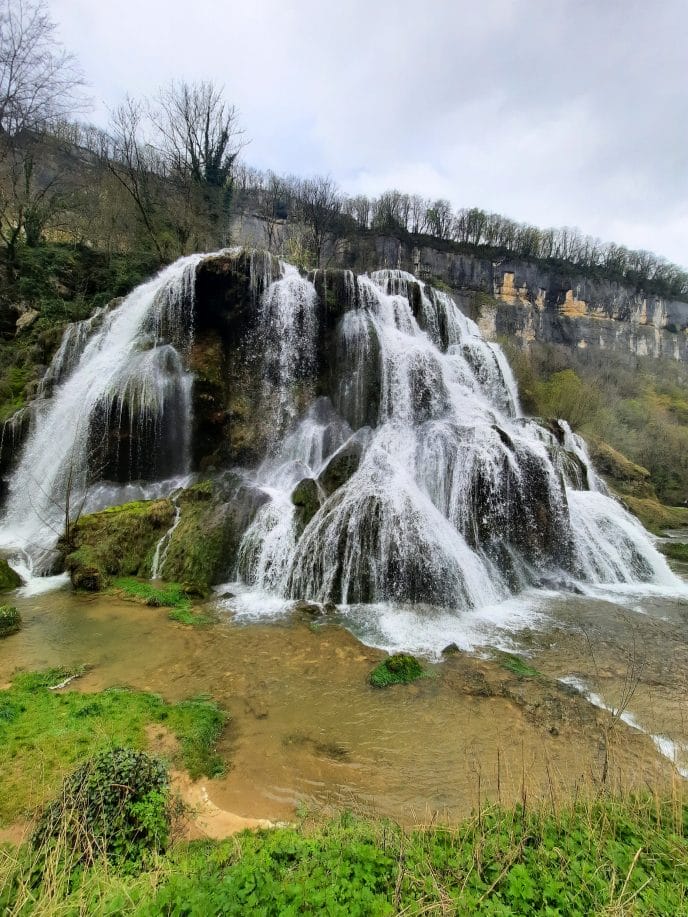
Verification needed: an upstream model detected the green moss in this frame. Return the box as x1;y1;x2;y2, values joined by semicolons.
65;498;175;588
660;542;688;562
0;604;21;637
110;577;212;626
0;558;21;592
0;669;227;824
620;495;688;534
496;652;541;679
369;653;425;688
159;483;235;588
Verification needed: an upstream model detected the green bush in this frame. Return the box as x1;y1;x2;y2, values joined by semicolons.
369;653;424;688
32;747;170;870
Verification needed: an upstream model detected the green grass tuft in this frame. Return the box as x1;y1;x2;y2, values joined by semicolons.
369;653;425;688
110;577;212;626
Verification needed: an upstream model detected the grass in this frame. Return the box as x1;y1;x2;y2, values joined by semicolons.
111;577;213;626
619;496;688;534
2;795;688;914
369;653;425;688
0;667;227;825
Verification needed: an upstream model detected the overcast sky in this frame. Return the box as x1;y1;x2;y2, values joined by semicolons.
52;0;688;266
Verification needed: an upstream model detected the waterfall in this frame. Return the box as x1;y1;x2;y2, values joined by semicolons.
0;254;205;571
0;250;681;614
150;491;183;579
235;265;681;607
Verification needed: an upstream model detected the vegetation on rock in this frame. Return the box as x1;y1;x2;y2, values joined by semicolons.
496;652;541;679
64;499;175;589
369;653;425;688
0;559;21;591
0;604;21;637
660;541;688;562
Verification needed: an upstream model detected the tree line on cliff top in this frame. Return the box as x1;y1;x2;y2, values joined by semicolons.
1;0;687;299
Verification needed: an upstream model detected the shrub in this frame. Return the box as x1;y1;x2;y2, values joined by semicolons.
32;747;171;870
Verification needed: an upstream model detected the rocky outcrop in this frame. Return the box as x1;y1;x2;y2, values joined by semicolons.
0;557;21;591
349;238;688;364
159;476;269;588
64;499;175;589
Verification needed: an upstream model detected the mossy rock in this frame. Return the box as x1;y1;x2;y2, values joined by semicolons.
160;478;267;589
589;439;654;498
619;495;688;534
70;561;105;592
64;498;176;589
495;652;541;679
660;542;688;562
318;441;363;497
369;653;424;688
291;478;322;533
0;558;21;591
0;604;21;637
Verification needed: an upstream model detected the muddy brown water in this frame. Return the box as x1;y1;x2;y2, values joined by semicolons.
2;576;687;829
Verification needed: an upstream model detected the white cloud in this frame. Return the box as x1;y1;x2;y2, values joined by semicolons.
51;0;688;265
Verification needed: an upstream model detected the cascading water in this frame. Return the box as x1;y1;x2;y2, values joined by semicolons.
0;254;205;571
0;250;681;628
234;266;681;612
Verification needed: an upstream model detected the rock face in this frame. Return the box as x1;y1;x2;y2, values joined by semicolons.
330;236;688;364
158;476;269;588
64;499;175;589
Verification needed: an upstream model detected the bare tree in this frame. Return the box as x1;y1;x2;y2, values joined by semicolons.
0;0;85;136
155;80;243;244
106;97;166;259
294;175;342;267
256;171;290;251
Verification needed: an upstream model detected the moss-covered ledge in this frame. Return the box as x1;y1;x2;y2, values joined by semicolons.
63;499;175;590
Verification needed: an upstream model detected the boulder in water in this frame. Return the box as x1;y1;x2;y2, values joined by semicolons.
292;600;323;618
441;643;462;656
318;439;364;496
291;478;322;532
63;498;176;589
69;563;105;592
0;558;21;591
0;604;20;637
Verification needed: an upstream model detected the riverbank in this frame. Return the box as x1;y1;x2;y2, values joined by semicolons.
3;792;688;914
